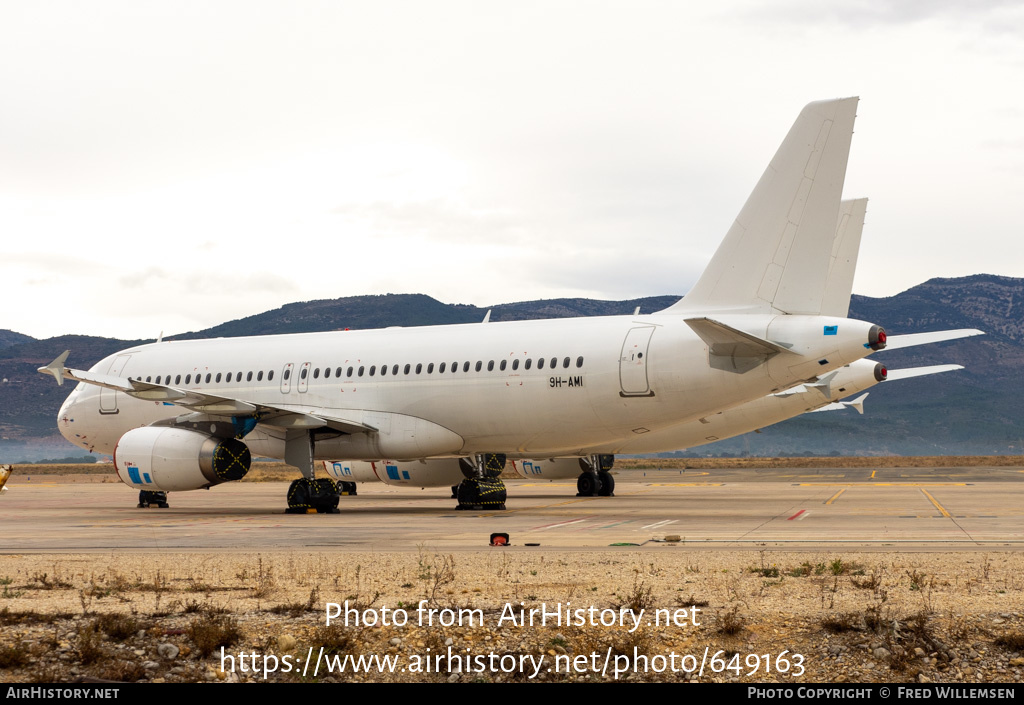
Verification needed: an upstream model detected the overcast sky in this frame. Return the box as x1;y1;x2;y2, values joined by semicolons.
2;1;1022;340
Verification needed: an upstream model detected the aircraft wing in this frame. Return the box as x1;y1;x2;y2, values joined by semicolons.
38;351;377;435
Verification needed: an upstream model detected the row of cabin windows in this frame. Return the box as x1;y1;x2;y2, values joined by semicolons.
134;370;277;386
134;356;585;386
291;356;585;380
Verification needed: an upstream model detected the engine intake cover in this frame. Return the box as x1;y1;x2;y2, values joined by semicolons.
114;426;251;492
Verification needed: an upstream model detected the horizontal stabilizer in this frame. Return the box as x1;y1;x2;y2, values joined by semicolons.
808;393;868;414
686;317;793;357
842;393;869;414
883;329;984;351
805;370;840;399
686;317;795;373
884;364;963;381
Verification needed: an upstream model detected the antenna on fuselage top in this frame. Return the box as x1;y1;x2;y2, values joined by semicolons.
482;310;491;323
156;330;164;343
634;306;641;315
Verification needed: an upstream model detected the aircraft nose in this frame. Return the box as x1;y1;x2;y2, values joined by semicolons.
57;389;84;445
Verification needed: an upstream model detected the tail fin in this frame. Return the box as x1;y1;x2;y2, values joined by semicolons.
821;197;868;317
661;97;859;316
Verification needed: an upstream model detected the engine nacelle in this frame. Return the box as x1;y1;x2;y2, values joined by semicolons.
323;458;472;488
114;426;251;492
507;458;587;480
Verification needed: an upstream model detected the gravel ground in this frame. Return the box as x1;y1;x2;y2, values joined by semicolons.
1;550;1023;683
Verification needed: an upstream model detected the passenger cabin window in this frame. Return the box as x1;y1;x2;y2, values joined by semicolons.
313;368;320;379
146;376;152;383
427;363;434;374
576;356;584;368
415;363;422;374
499;360;507;371
216;373;222;383
205;373;212;383
512;359;519;370
439;362;446;373
381;365;388;376
392;364;399;375
358;366;364;376
463;361;470;372
336;367;342;377
550;358;557;369
404;364;411;374
563;357;570;368
538;358;545;370
185;374;192;384
247;372;253;382
284;369;291;381
175;375;181;384
370;365;376;376
475;361;482;372
300;368;308;380
256;371;263;381
268;370;274;381
525;359;532;370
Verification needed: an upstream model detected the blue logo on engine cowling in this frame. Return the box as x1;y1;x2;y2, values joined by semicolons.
823;325;838;336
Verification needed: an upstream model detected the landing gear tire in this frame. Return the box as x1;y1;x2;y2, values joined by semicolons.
598;470;615;497
338;481;357;496
576;473;602;497
138;490;169;508
286;478;341;514
455;477;507;510
451;485;459;499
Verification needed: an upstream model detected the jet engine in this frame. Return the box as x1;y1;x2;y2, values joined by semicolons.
113;426;251;492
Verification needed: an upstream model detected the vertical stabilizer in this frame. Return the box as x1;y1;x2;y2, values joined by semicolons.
821;198;867;318
661;98;859;315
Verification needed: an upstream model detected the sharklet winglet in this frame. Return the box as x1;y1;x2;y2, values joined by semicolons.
37;350;71;387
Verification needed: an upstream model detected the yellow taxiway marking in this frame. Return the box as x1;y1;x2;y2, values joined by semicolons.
824;488;846;505
649;483;726;487
870;470;877;479
796;483;967;487
920;488;951;518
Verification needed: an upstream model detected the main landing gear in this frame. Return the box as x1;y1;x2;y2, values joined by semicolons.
138;490;169;508
576;454;615;497
455;454;507;510
285;478;341;514
283;429;342;514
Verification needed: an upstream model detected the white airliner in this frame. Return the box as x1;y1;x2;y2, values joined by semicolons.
42;97;915;511
318;199;982;495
